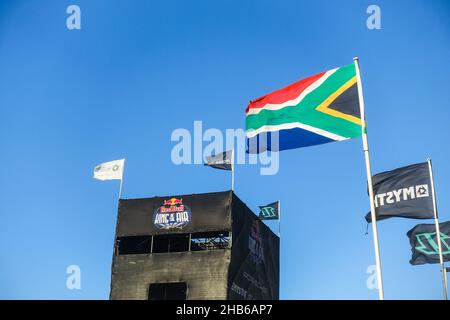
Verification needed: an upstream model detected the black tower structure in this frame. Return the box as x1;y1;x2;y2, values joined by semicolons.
110;190;279;300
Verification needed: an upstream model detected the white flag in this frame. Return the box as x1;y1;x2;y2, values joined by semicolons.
93;159;124;181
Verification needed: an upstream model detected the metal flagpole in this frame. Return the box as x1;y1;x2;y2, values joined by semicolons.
278;200;281;296
354;57;385;300
231;148;235;192
118;178;124;200
427;158;448;300
445;272;449;299
118;159;125;200
278;200;281;238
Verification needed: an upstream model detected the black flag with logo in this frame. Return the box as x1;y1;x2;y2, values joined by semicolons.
259;201;279;220
204;150;232;171
365;162;434;223
407;221;450;265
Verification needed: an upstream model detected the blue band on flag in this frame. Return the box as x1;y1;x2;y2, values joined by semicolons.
247;127;335;153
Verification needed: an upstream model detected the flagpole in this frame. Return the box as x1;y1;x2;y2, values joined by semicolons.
118;178;123;200
427;158;448;300
354;57;384;300
118;159;125;200
278;200;281;238
278;200;281;297
231;148;235;192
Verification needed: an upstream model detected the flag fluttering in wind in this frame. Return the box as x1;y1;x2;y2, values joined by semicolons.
407;221;450;265
246;63;362;153
204;150;233;171
93;159;125;181
259;201;280;220
204;150;235;191
365;162;434;223
245;58;385;299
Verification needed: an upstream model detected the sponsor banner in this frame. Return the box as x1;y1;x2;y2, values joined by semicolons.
117;191;231;236
228;195;279;300
365;162;434;222
153;198;191;230
259;201;279;220
93;159;124;181
204;150;233;171
407;221;450;265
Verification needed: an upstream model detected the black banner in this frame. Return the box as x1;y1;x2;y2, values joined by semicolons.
365;162;434;223
117;191;232;236
228;195;279;300
407;221;450;265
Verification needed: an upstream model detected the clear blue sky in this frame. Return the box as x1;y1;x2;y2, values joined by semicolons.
0;0;449;299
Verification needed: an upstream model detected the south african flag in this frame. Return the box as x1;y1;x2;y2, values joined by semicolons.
246;63;363;153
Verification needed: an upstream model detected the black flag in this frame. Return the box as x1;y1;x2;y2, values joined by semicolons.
407;221;450;265
259;201;279;220
204;150;232;171
365;162;434;223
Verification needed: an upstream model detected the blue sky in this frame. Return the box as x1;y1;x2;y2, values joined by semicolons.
0;0;449;299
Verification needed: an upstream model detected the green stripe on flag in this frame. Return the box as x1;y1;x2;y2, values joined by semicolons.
246;64;361;138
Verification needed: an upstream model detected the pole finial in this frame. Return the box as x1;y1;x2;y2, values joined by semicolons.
353;56;359;61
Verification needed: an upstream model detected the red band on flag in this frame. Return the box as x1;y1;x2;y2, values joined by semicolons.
245;71;326;113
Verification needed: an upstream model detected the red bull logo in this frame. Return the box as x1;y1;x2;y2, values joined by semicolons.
153;198;191;229
163;198;183;206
